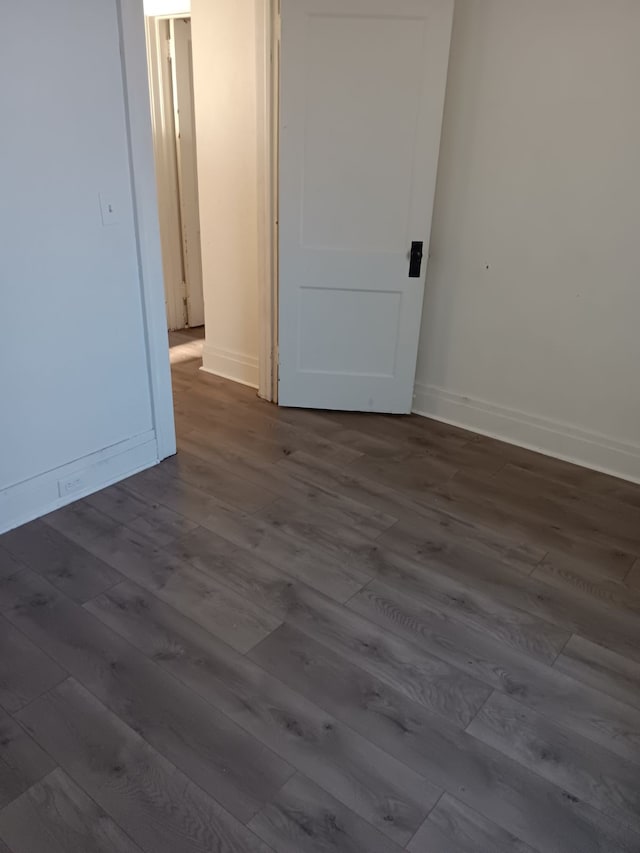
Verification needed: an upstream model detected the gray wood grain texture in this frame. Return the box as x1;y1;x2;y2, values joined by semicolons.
83;524;280;653
86;580;440;845
555;634;640;711
85;483;199;546
172;506;370;603
467;691;640;834
0;707;55;810
248;774;404;853
1;342;640;853
0;615;66;713
2;570;292;823
179;544;491;726
356;541;569;664
42;502;119;547
0;768;143;853
407;794;538;853
1;520;121;603
16;679;273;853
0;549;24;582
178;428;398;538
350;580;640;764
248;624;640;853
533;557;640;615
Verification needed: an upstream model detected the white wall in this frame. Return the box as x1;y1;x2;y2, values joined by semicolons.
0;0;167;533
191;0;261;388
414;0;640;482
145;0;190;14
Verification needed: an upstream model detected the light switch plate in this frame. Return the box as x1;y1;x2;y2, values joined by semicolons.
99;193;119;226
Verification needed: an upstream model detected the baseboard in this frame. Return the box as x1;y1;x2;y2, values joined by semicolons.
412;383;640;485
0;431;159;535
201;344;259;389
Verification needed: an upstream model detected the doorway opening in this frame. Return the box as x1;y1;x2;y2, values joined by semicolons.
142;1;278;422
145;14;204;335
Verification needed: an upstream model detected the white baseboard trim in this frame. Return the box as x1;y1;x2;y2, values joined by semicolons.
201;344;259;390
412;383;640;485
0;431;159;535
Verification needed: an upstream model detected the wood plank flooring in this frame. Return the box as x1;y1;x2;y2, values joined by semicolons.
1;328;639;853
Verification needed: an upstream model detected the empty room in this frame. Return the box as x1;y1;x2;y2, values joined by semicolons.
0;1;639;852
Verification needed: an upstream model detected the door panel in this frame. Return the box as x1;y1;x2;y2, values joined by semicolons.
278;0;454;412
172;17;205;328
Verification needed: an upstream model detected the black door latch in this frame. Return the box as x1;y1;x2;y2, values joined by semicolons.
409;241;423;278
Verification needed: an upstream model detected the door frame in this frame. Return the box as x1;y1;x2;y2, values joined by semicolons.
145;14;186;331
119;0;176;460
256;0;280;403
120;0;279;463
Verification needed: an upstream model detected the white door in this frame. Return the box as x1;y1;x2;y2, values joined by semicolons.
171;17;205;327
278;0;454;412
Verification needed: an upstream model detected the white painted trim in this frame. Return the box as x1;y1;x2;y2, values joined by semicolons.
145;16;187;331
413;382;640;485
170;16;205;328
201;345;259;389
118;0;177;461
255;0;279;402
0;434;158;535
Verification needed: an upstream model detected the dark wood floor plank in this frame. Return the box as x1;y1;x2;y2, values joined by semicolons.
0;616;66;713
174;396;362;467
125;501;199;546
179;545;491;727
360;544;568;664
42;502;119;548
278;451;553;577
468;691;640;834
350;580;640;765
248;623;639;853
2;570;292;823
321;427;413;461
407;794;538;853
0;549;24;582
177;429;398;539
365;518;640;664
426;470;638;579
84;484;156;525
86;581;440;845
470;438;639;505
181;500;371;603
491;463;640;550
122;464;241;528
0;520;121;604
377;511;544;576
344;452;459;498
0;768;143;853
533;558;640;615
3;341;640;853
555;635;640;712
536;545;636;585
248;774;404;853
278;450;429;520
83;523;280;653
158;451;280;513
447;467;640;559
0;708;55;811
16;679;273;853
255;495;395;555
85;483;198;546
317;411;474;455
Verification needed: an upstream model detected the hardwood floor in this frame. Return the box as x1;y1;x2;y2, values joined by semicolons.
1;329;639;852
